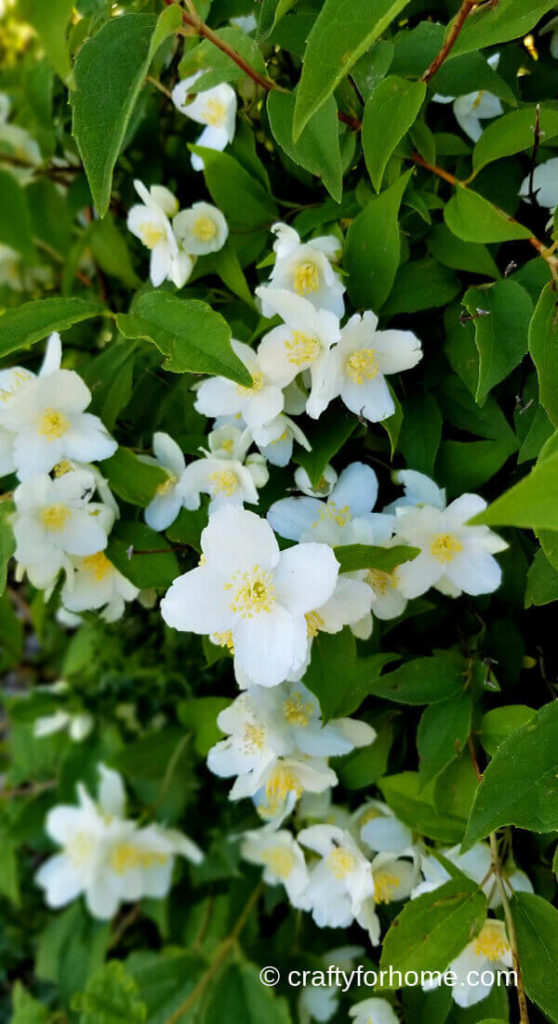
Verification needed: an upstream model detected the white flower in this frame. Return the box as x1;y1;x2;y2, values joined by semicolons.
413;842;533;908
173;201;228;255
252;757;337;823
264;223;345;317
384;469;446;513
255;287;341;418
453;91;503;141
35;764;203;920
425;919;513;1008
298;824;375;928
310;311;422;422
127;179;193;287
172;73;237;170
142;432;186;532
289;573;375;676
294;464;338;498
241;827;309;905
519;157;558;211
0;333;117;479
13;470;114;591
393;494;507;599
34;710;94;742
161;506;339;687
180;433;267;513
356;800;415;857
268;462;393;547
61;550;139;623
349;998;399;1024
357;852;417;944
254;413;311;468
194;340;285;444
299;947;364;1023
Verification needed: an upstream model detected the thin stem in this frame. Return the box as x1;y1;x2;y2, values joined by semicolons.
421;0;481;84
489;833;530;1024
146;74;173;99
165;882;263;1024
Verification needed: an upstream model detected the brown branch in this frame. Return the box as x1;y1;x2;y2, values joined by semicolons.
421;0;480;84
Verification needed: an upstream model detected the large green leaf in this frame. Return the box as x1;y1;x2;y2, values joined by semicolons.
462;700;558;850
462;280;533;405
267;91;342;201
345;169;412;310
473;106;558;175
362;75;426;192
117;293;251;385
529;281;558;428
72;8;181;217
379;877;487;982
293;0;411;138
0;297;104;359
445;187;533;244
471;450;558;530
513;892;558;1024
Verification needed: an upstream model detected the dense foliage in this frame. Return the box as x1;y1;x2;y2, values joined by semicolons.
2;1;558;1022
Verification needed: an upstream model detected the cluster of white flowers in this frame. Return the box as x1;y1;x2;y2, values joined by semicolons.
127;179;228;288
36;764;202;919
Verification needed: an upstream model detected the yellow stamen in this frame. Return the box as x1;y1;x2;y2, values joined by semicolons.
283;691;314;726
211;629;235;651
345;349;379;385
110;843;168;875
474;922;510;963
243;722;266;751
429;533;462;564
139;223;166;249
294;261;320;295
40;503;70;531
327;846;356;879
374;870;400;904
53;460;74;477
305;611;324;639
156;473;177;496
221;438;234;454
261;846;296;879
285;330;320;366
203;98;226;126
209;469;238;496
318;501;351;528
236;371;263;395
81;551;113;581
366;568;398;595
226;565;275;617
38;408;70;439
192;216;217;242
264;766;303;806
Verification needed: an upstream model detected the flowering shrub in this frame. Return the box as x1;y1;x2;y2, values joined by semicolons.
2;1;558;1022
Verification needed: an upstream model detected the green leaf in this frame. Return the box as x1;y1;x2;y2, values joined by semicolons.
525;548;558;607
293;407;357;487
178;26;267;89
80;339;137;432
293;0;411;138
418;694;472;788
379;877;487;983
529;281;558;428
462;700;558;850
362;75;426;192
178;696;230;757
479;705;535;756
19;0;74;79
107;521;179;590
445;187;533;244
118;293;251;385
471;450;558;530
345;169;412;310
462;280;533;405
88;214;140;289
382;258;460;315
11;982;49;1024
333;652;402;718
473;105;558;175
268;91;342;202
72;8;182;217
427;223;499;280
36;903;110;1006
333;544;419;573
338;713;395;789
0;169;34;261
0;501;15;597
126;950;207;1024
399;394;443;476
367;652;466;705
513;891;558;1024
451;0;558;57
102;448;168;507
0;297;104;359
304;628;357;722
258;0;297;40
72;961;147;1024
200;960;292;1024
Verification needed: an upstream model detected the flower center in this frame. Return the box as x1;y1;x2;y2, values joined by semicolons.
472;89;485;111
345;349;379;385
374;870;400;904
261;846;296;879
81;551;113;581
203;98;226;126
243;722;266;751
430;533;463;564
305;610;324;638
156;473;178;496
38;408;70;439
318;501;351;528
221;438;234;454
192;216;217;242
294;261;320;295
265;765;303;804
366;568;397;595
327;846;356;879
40;503;70;531
474;923;510;962
285;330;320;367
226;565;275;617
211;629;235;651
283;691;314;726
68;831;95;867
53;459;74;476
109;842;168;875
139;222;166;249
237;371;264;395
209;469;238;496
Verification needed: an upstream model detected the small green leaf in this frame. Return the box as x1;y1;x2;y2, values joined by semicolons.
479;705;535;756
462;280;533;405
529;281;558;428
345;169;412;310
367;652;466;705
513;891;558;1024
107;522;179;589
72;960;147;1024
379;877;487;982
462;700;558;850
268;91;342;202
418;694;472;788
293;407;357;487
473;105;558;175
445;186;533;244
0;297;104;359
118;293;251;385
333;544;419;573
103;448;168;507
526;548;558;607
362;75;426;192
427;223;500;280
11;982;49;1024
257;0;297;40
451;0;558;57
380;772;468;841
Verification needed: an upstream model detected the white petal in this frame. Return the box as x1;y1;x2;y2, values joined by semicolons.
274;543;339;616
202;506;279;574
161;564;233;633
